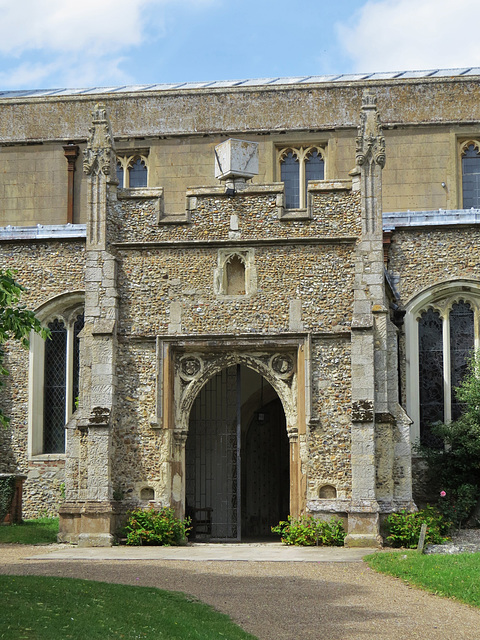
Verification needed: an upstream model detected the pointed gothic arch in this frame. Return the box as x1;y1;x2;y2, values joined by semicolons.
184;363;291;539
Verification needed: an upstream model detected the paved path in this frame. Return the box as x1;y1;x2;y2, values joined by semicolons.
23;541;374;562
2;543;480;639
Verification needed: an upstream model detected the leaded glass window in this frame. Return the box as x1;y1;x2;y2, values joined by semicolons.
72;313;84;413
450;301;474;421
415;297;476;447
44;319;67;454
418;309;444;446
305;149;324;195
116;153;148;188
407;285;480;447
279;146;325;210
280;151;300;209
40;310;84;455
128;157;148;188
462;143;480;208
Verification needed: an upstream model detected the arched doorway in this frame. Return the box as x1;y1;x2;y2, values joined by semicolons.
185;364;289;540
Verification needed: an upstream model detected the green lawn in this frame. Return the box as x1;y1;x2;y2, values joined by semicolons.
0;518;59;545
0;575;258;640
365;550;480;607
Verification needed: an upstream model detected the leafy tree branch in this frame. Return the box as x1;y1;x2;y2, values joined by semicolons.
0;269;49;427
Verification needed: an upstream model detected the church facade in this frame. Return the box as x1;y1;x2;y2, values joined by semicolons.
1;69;480;546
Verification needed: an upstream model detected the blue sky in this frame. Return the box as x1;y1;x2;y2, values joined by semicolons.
1;0;480;91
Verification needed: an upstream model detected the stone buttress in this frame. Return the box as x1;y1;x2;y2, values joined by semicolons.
345;91;415;547
59;104;119;546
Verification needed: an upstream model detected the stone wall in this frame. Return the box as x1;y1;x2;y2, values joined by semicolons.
388;226;480;306
2;78;480;143
308;338;352;499
112;341;170;506
116;243;356;337
113;186;361;243
0;239;85;517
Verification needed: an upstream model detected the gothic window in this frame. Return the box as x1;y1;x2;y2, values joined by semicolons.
279;146;325;209
450;301;474;421
116;153;148;188
280;151;300;209
28;296;84;457
418;309;444;445
43;318;68;453
406;286;478;447
461;141;480;208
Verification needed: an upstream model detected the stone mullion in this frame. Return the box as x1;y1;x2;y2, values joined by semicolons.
443;311;452;424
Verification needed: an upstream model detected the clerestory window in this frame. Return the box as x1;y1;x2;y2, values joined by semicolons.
461;141;480;208
116;153;148;188
28;295;84;457
279;146;325;209
406;284;479;447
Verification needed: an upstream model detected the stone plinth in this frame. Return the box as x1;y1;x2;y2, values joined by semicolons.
0;474;27;524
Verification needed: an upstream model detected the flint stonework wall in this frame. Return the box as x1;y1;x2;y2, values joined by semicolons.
388;225;480;500
115;190;359;337
308;338;352;500
112;341;170;506
388;226;480;306
113;189;361;244
112;189;359;508
117;244;355;337
0;240;85;517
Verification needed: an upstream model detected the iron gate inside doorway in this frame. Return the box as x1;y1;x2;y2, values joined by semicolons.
185;365;241;540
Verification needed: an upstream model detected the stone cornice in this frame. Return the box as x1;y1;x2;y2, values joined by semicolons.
112;236;358;250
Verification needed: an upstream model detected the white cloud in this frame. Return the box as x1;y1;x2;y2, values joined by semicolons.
0;57;131;90
0;0;218;89
0;0;155;56
337;0;480;73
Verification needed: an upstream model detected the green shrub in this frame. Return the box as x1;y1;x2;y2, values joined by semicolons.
271;515;346;546
416;352;480;526
437;484;478;529
125;507;191;546
384;506;451;548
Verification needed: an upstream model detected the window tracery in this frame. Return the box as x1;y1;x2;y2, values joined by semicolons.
29;296;84;457
406;284;479;447
116;153;148;188
461;140;480;208
278;146;325;209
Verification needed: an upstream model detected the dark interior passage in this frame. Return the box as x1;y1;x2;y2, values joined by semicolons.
185;365;289;540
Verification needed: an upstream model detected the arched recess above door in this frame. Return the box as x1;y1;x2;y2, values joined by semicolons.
173;349;298;435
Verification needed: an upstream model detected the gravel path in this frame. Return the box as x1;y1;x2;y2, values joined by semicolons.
2;544;480;639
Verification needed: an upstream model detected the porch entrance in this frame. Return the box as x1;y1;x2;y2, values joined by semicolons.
185;364;289;541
